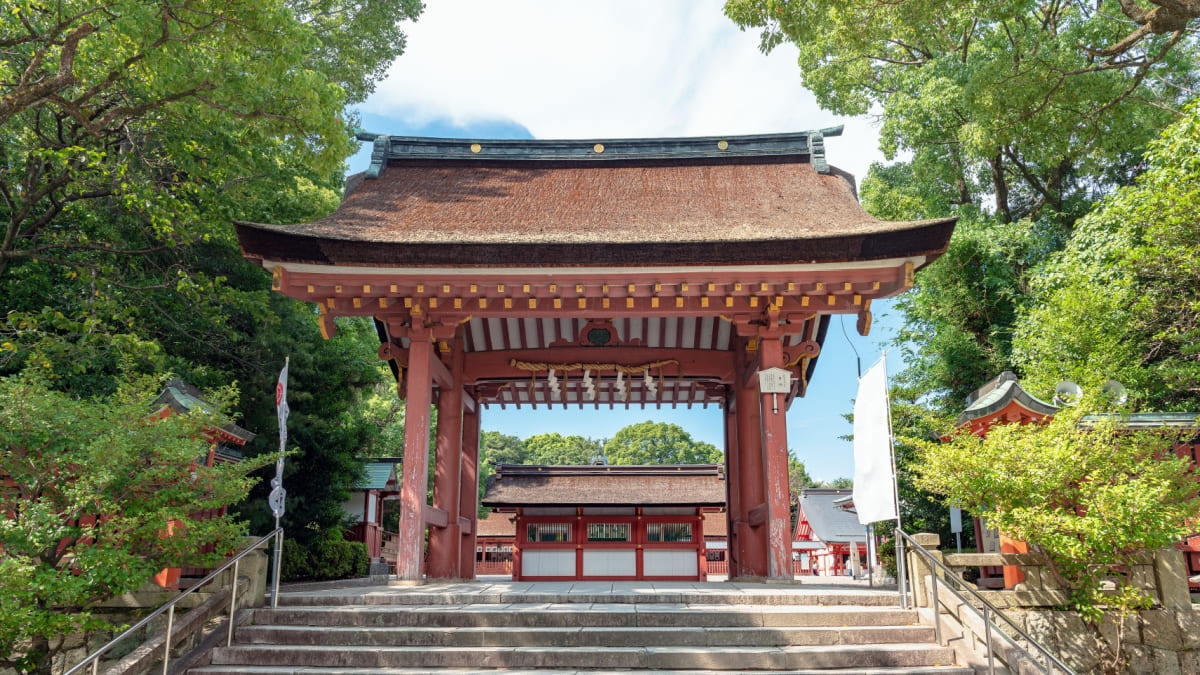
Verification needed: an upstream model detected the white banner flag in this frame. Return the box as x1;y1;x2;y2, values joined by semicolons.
852;358;898;525
275;358;289;455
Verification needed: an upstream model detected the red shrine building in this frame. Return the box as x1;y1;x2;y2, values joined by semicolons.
482;463;724;581
235;128;956;581
341;458;401;560
956;371;1200;589
793;488;869;577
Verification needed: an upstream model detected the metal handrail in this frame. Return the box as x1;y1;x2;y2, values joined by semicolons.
65;527;282;675
895;528;1074;675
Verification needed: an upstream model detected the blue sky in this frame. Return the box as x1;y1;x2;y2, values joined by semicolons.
345;0;908;482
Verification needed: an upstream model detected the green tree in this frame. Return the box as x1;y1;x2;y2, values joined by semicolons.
523;432;599;465
1013;103;1200;410
726;0;1195;223
602;421;723;465
0;0;423;557
909;400;1200;672
787;455;814;494
0;374;268;674
726;0;1198;413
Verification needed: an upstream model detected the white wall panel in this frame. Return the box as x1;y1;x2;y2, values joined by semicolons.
582;549;636;576
644;550;697;577
522;550;576;577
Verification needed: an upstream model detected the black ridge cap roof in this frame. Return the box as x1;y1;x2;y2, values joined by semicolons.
356;127;845;178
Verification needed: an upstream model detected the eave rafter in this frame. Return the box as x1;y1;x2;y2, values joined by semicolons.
269;260;916;340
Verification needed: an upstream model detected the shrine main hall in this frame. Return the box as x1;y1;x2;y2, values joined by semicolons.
235;128;955;581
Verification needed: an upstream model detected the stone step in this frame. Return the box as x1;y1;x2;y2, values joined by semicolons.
208;644;961;670
253;603;919;628
237;624;936;648
277;590;900;607
192;666;974;675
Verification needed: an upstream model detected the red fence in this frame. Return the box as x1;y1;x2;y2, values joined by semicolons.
475;560;514;575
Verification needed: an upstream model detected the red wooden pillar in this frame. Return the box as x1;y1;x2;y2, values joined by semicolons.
512;512;524;581
695;509;706;582
759;334;793;580
396;327;434;580
457;397;481;578
428;338;465;578
723;393;742;579
734;337;768;578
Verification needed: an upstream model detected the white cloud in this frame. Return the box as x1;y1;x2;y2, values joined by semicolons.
365;0;884;181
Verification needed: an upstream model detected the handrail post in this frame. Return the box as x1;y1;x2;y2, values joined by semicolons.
161;605;174;675
930;561;942;646
271;529;283;609
227;558;240;647
984;604;995;675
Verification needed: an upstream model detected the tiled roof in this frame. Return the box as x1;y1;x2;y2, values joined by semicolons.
354;460;399;491
481;464;725;508
796;488;866;545
476;512;516;538
236;132;955;268
151;378;255;443
702;512;728;538
954;371;1058;427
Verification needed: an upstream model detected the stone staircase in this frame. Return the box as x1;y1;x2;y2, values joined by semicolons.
190;582;969;674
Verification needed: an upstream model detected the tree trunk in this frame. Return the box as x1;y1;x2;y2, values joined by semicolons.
990;153;1011;223
950;146;971;205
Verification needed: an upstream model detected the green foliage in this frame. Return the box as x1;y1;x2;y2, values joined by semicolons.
909;397;1200;632
0;0;422;559
279;535;367;582
523;433;599;465
892;213;1068;409
726;0;1193;223
602;421;723;465
1014;103;1200;411
0;373;268;673
787;455;814;494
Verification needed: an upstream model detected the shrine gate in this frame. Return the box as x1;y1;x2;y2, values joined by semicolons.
235;128;956;581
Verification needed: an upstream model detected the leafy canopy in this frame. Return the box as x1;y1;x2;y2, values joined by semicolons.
1014;102;1200;410
909;398;1200;625
0;373;269;673
602;421;723;465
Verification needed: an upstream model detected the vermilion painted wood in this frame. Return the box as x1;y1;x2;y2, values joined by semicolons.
457;404;481;579
723;400;742;579
395;332;434;580
427;337;465;579
759;335;794;580
733;339;769;578
461;347;737;382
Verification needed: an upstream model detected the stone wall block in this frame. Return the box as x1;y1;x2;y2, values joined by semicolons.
1015;566;1041;591
1154;548;1192;611
1098;612;1142;650
1174;608;1200;650
1140;609;1183;650
1025;610;1103;674
1131;564;1156;593
1178;651;1200;674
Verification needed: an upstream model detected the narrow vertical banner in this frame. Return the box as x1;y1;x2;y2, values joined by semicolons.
852;358;898;525
269;357;290;520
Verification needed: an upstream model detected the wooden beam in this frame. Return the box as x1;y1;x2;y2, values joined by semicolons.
424;505;449;529
463;347;737;383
